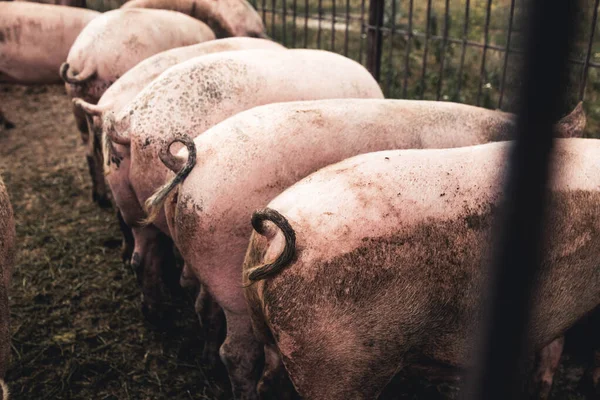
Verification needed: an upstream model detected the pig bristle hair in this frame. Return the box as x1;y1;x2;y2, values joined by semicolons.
142;135;197;226
246;208;296;282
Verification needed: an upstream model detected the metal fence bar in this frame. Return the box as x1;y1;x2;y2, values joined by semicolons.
579;0;600;100
332;0;337;50
344;0;351;56
366;0;384;79
317;0;323;48
498;0;516;109
271;0;276;38
282;0;288;45
402;0;414;98
462;0;577;399
304;0;309;48
292;0;298;47
456;0;471;101
436;0;451;101
419;0;433;99
385;0;397;96
476;0;493;106
358;0;366;64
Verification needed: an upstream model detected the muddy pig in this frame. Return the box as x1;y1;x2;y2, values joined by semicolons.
102;50;382;387
73;37;284;209
0;2;98;84
144;99;585;399
243;139;600;400
60;8;215;159
122;0;266;38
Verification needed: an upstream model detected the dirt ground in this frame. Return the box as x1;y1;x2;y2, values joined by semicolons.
0;83;593;399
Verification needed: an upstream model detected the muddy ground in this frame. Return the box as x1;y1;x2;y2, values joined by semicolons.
0;83;593;399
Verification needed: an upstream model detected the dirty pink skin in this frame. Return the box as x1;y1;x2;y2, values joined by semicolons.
148;99;585;399
0;177;15;389
102;49;382;393
243;139;600;400
73;37;284;210
0;2;99;84
122;0;266;38
61;9;214;127
61;8;215;205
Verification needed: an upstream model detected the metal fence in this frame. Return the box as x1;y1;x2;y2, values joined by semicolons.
251;0;600;135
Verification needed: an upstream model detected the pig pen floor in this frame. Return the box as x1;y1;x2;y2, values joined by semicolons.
0;84;591;399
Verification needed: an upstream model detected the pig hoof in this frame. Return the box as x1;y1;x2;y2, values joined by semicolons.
141;302;172;331
92;192;113;209
121;244;133;265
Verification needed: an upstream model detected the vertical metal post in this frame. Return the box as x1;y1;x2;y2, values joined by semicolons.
366;0;384;81
402;0;415;98
498;0;516;109
462;0;577;399
476;0;493;106
331;0;337;51
344;0;351;56
436;0;451;101
579;0;600;100
456;0;471;100
358;0;367;64
419;0;433;99
385;0;397;97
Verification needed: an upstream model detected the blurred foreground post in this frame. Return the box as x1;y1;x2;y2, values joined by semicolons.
366;0;384;80
462;0;578;399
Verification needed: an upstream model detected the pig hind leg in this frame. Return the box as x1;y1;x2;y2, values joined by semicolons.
195;285;226;369
257;344;298;400
131;226;174;328
220;312;263;400
529;336;565;399
117;210;134;265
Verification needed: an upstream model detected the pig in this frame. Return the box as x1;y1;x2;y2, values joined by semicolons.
144;99;586;399
0;2;99;84
73;37;284;209
60;8;215;163
101;49;383;385
0;177;15;398
242;139;600;400
121;0;266;39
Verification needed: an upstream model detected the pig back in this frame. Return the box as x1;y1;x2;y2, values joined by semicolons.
64;8;215;101
252;139;600;369
121;49;382;232
0;2;99;84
